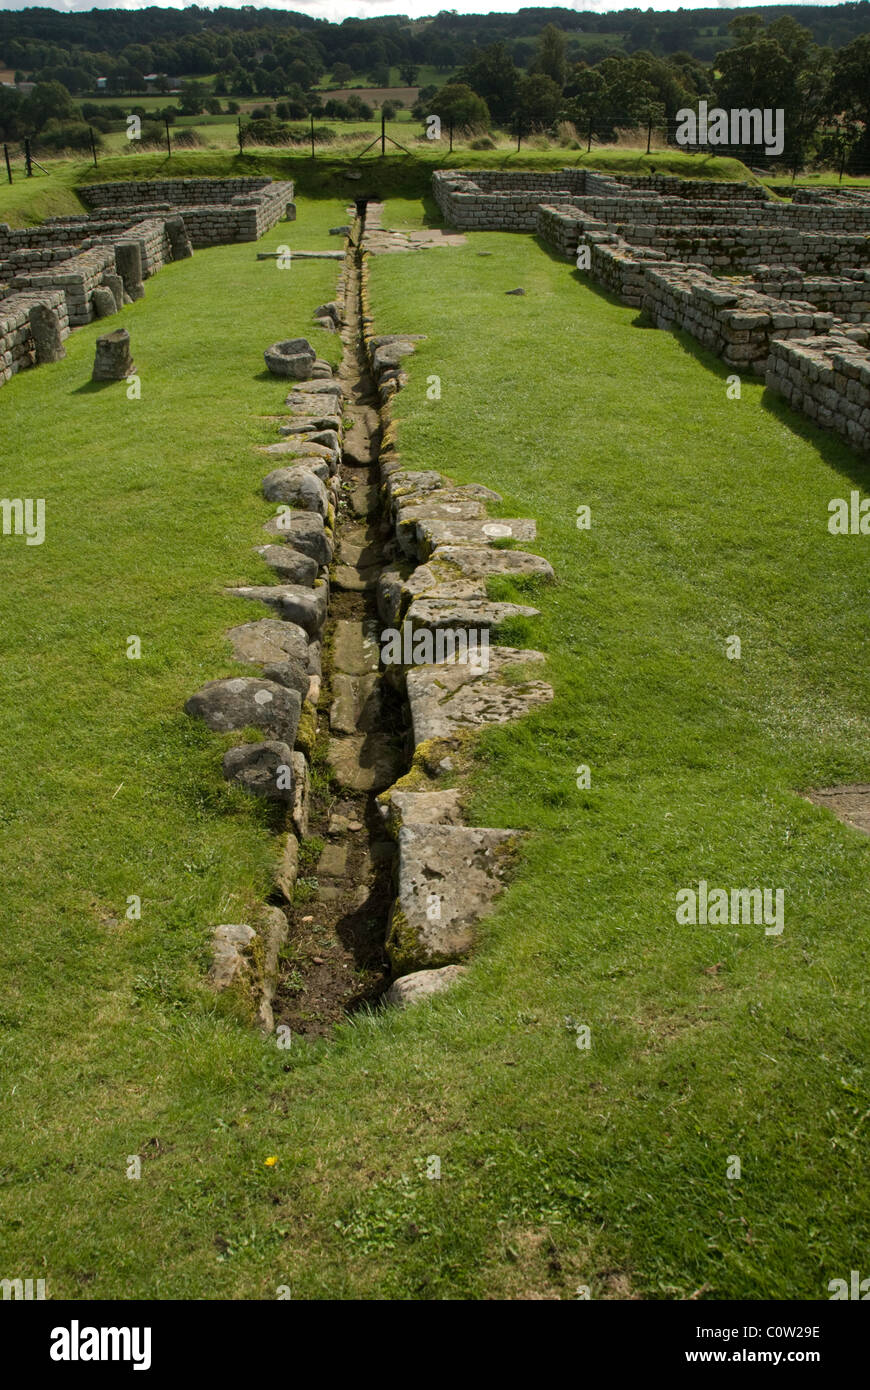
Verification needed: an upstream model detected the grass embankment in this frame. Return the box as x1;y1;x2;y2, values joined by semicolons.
0;147;760;228
1;191;867;1300
0;160;86;224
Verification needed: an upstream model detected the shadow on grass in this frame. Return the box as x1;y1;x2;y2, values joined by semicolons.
71;378;123;395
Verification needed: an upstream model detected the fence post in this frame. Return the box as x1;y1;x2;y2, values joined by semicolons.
165;119;171;158
238;116;244;156
516;116;522;153
310;112;315;159
587;116;593;153
381;109;386;156
839;136;846;183
89;126;98;167
24;136;32;177
646;117;652;154
448;120;453;154
3;142;11;185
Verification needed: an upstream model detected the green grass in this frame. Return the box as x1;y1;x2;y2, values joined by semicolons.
0;161;86;225
360;218;870;1297
3;186;866;1301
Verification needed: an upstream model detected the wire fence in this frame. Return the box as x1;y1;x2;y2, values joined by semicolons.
3;111;870;182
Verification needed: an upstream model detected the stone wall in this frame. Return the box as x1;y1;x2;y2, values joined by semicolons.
11;246;115;326
748;265;870;324
532;193;870;451
433;173;577;231
77;177;294;247
0;177;294;391
555;194;870;235
587;220;869;273
78;177;274;208
433;168;776;230
640;259;843;371
0;288;69;386
767;333;870;452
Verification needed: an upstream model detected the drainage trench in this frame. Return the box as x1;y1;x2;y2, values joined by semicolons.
272;207;407;1037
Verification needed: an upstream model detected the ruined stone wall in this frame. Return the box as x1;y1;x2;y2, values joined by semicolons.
11;245;115;326
78;177;274;208
640;260;840;371
0;287;69;386
767;333;870;452
748;266;870;324
0;178;293;391
433;175;575;231
77;177;294;247
559;195;870;235
434;169;776;230
578;219;868;273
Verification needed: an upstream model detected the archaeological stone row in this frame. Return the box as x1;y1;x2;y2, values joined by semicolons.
356;219;556;1008
434;168;870;456
185;210;558;1023
183;271;348;1024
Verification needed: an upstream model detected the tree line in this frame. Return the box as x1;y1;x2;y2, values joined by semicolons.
0;8;868;170
431;15;870;170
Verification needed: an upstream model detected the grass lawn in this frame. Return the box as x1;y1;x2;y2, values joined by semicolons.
1;183;867;1300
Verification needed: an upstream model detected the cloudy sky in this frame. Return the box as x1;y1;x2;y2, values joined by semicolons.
0;0;850;20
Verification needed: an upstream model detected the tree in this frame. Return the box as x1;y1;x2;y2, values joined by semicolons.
458;42;520;126
0;85;24;141
400;63;419;85
411;83;438;120
516;73;562;130
830;33;870;170
429;82;489;130
179;80;205;116
533;24;567;89
21;80;74;133
564;64;606;122
728;14;766;47
332;62;352;85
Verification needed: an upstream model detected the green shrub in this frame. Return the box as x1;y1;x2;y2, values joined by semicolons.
34;119;101;152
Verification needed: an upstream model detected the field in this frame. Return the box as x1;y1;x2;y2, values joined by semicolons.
0;155;868;1298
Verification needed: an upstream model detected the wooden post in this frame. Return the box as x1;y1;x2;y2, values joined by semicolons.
3;143;12;185
646;116;652;154
839;135;846;183
24;137;32;177
381;109;386;156
587;116;593;153
89;126;98;166
310;112;315;159
448;121;454;153
516;115;522;153
238;116;244;156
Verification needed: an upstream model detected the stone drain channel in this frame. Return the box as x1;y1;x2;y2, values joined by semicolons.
275;209;404;1036
186;202;557;1033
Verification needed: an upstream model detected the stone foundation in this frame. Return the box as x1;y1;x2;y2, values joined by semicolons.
438;169;870;455
0;177;294;391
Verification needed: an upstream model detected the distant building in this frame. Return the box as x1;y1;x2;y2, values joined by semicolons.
96;77;107;90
